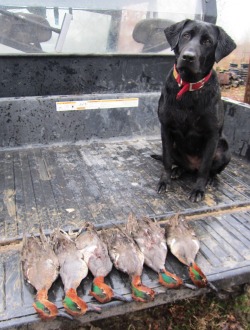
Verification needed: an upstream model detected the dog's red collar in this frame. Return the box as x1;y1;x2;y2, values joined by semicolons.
173;64;212;100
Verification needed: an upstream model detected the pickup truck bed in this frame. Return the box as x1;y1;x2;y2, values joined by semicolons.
0;55;250;328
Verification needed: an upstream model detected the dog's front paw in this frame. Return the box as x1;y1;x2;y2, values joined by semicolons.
157;173;171;194
157;181;169;194
189;189;205;202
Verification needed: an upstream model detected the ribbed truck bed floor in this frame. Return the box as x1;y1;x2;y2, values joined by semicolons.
0;138;250;329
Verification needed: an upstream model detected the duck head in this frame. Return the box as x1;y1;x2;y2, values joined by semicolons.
63;288;101;317
34;289;58;320
131;275;155;302
159;269;183;288
189;262;208;287
90;276;113;303
90;276;129;303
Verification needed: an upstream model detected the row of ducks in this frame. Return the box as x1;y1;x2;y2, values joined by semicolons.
22;214;216;321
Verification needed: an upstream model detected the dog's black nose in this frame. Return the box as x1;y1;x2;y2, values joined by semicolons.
182;52;196;62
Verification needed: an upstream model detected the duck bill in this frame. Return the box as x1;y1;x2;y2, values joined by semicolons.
113;292;132;302
57;310;74;320
207;281;218;292
183;282;197;290
131;275;155;303
159;269;183;289
87;303;102;314
189;262;208;288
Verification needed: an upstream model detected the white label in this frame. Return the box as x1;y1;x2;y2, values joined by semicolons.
56;98;139;111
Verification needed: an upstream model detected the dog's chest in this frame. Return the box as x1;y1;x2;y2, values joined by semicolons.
168;108;203;136
169;111;206;154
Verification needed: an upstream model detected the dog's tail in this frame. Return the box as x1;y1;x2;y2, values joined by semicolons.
151;154;162;162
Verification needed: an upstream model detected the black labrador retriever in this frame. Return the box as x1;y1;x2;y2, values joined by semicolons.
154;19;236;202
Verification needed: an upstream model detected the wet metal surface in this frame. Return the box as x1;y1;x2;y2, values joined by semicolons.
0;139;250;241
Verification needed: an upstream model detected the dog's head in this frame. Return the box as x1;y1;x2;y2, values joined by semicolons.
164;20;236;82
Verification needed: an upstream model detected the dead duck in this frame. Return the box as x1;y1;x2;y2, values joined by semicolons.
75;222;129;303
166;214;217;290
21;228;60;320
53;229;101;316
102;226;155;303
126;214;185;289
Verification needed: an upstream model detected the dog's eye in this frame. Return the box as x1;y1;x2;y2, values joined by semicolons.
202;38;212;46
182;33;191;40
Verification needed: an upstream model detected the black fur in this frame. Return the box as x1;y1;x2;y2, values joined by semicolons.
155;20;236;202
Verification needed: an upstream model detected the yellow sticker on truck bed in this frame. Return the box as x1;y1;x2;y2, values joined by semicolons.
56;98;139;111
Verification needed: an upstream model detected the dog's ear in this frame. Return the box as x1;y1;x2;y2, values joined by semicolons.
215;27;236;63
164;19;190;50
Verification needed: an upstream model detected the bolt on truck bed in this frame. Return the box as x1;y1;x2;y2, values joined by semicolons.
0;54;250;328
